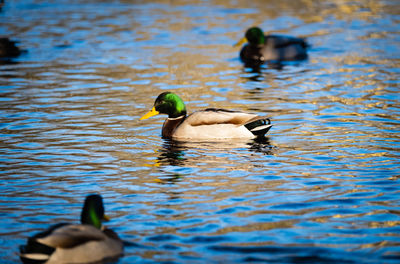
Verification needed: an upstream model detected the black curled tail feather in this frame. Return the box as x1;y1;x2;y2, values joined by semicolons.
244;118;272;137
20;239;54;264
19;223;68;264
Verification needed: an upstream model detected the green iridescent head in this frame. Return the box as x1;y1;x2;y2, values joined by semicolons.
140;92;187;119
80;194;108;229
234;27;265;48
245;27;265;45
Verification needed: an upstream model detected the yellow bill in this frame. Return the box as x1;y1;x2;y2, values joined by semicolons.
233;37;247;47
140;107;160;120
103;214;111;221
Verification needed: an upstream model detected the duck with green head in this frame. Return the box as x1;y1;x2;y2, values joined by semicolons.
234;27;309;64
140;92;272;140
20;194;123;264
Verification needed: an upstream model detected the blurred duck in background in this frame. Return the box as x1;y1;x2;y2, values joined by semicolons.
234;27;309;66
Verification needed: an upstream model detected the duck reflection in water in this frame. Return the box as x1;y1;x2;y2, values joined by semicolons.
156;137;274;168
157;138;187;166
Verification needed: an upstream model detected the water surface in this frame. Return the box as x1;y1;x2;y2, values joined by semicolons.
1;0;399;263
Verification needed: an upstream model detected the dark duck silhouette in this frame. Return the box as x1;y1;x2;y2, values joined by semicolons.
0;37;22;58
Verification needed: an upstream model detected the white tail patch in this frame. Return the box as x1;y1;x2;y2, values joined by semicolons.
251;124;272;132
20;253;50;261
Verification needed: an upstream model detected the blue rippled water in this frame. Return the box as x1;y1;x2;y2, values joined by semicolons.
1;0;399;263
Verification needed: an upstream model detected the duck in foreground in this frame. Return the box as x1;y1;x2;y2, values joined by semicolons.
140;92;272;140
234;27;309;64
20;194;123;264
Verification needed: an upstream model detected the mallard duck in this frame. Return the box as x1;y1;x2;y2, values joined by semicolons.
19;194;123;264
140;92;272;140
234;27;309;64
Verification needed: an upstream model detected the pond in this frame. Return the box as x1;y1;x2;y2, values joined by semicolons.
0;0;399;263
